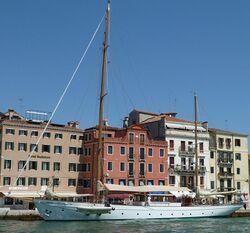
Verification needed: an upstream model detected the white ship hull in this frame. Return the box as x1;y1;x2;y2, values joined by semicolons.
34;200;242;221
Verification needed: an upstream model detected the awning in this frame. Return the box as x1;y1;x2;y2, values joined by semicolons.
200;190;237;196
50;192;94;198
1;191;42;198
166;123;206;132
104;184;191;193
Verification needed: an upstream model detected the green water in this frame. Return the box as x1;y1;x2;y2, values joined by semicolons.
0;218;249;233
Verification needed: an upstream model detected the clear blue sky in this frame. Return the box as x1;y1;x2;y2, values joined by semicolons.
1;0;250;140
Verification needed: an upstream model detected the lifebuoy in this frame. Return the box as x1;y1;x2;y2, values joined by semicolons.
201;198;206;205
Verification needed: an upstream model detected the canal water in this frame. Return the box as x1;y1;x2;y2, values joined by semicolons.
0;217;249;233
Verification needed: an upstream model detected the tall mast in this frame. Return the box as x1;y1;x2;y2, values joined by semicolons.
194;94;199;197
97;1;110;196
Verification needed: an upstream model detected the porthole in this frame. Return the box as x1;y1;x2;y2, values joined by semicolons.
149;213;151;215
160;214;162;216
137;213;139;215
182;213;184;215
122;213;124;215
190;213;192;215
202;213;204;215
171;213;173;216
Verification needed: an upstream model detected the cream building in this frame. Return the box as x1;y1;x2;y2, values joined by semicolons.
128;109;210;192
209;128;249;202
0;109;89;201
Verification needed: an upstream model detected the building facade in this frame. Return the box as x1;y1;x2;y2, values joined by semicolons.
82;125;168;195
209;128;249;202
128;110;210;192
0;109;85;196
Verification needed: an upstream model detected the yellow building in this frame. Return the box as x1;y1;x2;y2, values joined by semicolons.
209;128;249;202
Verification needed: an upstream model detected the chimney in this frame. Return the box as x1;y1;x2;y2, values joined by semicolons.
8;109;15;120
67;121;80;128
123;117;129;128
202;121;208;131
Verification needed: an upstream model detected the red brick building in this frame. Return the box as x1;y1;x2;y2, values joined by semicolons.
82;125;168;195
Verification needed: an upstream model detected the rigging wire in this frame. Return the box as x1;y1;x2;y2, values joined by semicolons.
11;12;106;190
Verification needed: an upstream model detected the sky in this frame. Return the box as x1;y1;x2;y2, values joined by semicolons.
1;0;250;143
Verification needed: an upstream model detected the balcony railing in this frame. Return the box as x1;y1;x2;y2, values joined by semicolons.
218;172;234;178
217;159;233;167
170;165;205;174
179;146;195;156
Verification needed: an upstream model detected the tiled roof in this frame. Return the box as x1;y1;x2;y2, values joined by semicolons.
209;128;248;137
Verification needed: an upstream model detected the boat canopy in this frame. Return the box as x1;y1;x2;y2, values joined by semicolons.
104;184;191;193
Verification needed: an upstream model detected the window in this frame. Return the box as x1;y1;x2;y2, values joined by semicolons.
107;145;113;155
139;134;145;144
41;178;49;186
235;153;241;160
82;179;91;188
79;135;84;140
181;141;186;151
210;151;214;159
5;142;14;150
31;131;38;137
140;148;145;160
120;146;125;155
41;162;50;171
54;145;62;154
199;142;204;153
84;147;91;156
147;180;154;185
148;148;153;157
5;129;15;135
200;176;204;186
119;179;126;186
237;182;241;190
6;128;15;135
19;130;28;136
210;181;215;189
128;147;134;160
108;162;113;171
70;134;77;140
159;148;164;157
159;164;164;173
42;145;50;153
53;178;59;186
29;161;37;170
148;163;153;172
169;157;175;168
78;148;83;155
68;179;76;186
158;180;165;186
69;147;77;154
129;133;134;144
18;160;26;170
218;138;224;148
235;139;241;147
210;167;214;174
3;177;11;186
4;160;11;169
17;177;26;186
78;163;91;172
30;144;38;152
139;180;145;186
28;177;37;186
225;138;231;149
237;168;240;175
43;132;51;138
169;140;174;150
55;133;63;139
139;163;145;175
69;163;77;172
18;143;27;151
54;162;60;171
120;162;125;172
128;163;134;175
169;176;175;185
128;179;134;186
106;179;113;184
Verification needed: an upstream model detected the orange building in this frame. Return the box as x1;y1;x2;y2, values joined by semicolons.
82;125;168;195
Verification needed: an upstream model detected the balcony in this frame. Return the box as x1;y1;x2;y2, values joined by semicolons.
218;172;234;179
171;165;205;175
217;159;233;167
178;146;195;157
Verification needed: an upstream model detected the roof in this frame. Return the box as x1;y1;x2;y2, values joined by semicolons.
141;114;193;125
104;183;191;193
209;128;248;137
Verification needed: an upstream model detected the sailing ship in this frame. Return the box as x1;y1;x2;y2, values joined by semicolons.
34;1;242;220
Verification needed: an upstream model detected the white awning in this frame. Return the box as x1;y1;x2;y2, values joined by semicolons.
51;192;94;198
104;184;191;193
1;191;42;198
166;123;206;132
